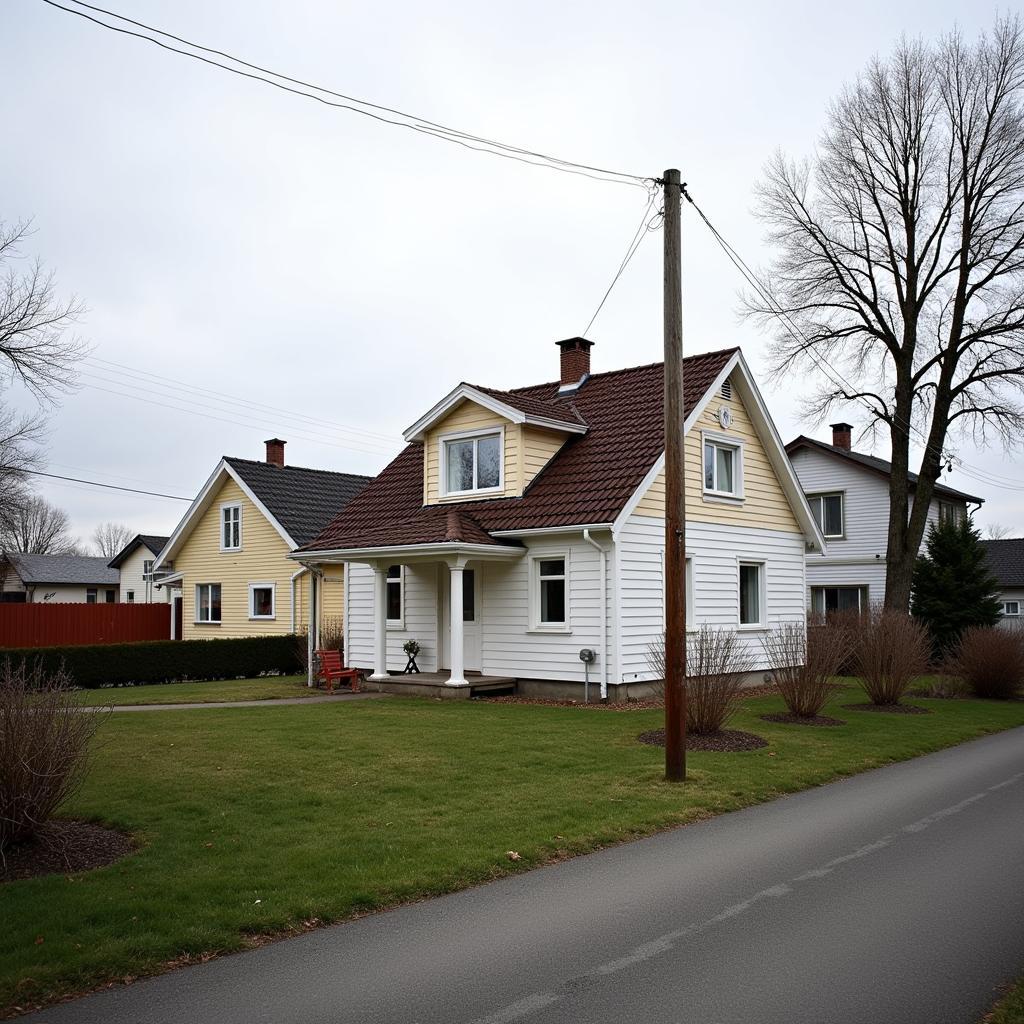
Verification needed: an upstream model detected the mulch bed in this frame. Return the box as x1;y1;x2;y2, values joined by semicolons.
760;712;847;727
638;728;769;751
842;702;932;715
1;820;134;883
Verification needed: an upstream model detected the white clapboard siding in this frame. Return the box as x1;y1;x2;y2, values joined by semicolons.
617;514;808;681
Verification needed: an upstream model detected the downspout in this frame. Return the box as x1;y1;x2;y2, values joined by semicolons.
583;529;609;701
290;566;307;633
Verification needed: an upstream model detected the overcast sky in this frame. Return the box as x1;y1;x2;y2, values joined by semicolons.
2;0;1020;547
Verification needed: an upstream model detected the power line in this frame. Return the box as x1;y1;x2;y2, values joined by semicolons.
583;189;660;336
40;0;651;190
21;468;192;500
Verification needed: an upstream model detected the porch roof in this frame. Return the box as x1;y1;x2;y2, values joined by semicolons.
299;347;737;555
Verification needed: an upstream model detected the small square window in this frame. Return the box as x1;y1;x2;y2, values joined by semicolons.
442;432;502;495
536;558;566;626
196;583;222;623
809;493;844;537
703;438;741;497
1003;601;1020;617
249;583;275;619
126;591;135;603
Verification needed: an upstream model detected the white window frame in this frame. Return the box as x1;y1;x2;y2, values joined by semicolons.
220;503;242;551
439;426;505;498
528;552;570;633
701;430;744;501
86;588;97;604
248;581;276;620
810;585;866;615
937;500;960;526
195;582;222;624
386;565;404;629
737;559;767;630
142;559;154;581
126;590;135;603
807;492;845;539
1002;600;1021;617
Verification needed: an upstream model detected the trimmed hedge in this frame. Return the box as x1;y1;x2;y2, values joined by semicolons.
0;635;303;689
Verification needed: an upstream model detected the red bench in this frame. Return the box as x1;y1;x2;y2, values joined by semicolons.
316;650;361;693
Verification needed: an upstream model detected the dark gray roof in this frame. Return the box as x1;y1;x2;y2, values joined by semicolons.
981;538;1024;588
5;552;120;586
225;458;373;547
107;533;170;569
785;436;984;504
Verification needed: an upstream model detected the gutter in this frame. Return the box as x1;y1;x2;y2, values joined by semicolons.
582;528;610;701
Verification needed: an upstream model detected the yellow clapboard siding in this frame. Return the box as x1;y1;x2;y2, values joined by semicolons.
175;475;344;638
633;385;800;532
521;425;565;490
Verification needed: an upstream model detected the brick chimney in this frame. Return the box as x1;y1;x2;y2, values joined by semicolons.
265;438;286;466
830;422;853;451
557;337;593;389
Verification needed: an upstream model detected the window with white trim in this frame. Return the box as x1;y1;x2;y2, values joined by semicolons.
703;436;741;497
531;556;567;629
808;493;844;538
938;500;960;526
142;559;154;581
196;583;222;623
386;565;403;624
86;588;97;604
738;561;765;627
221;504;241;550
249;582;276;620
811;585;866;615
126;590;135;603
1002;600;1021;617
443;431;502;495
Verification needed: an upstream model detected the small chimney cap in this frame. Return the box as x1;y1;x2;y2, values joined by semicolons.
829;421;854;431
556;337;594;351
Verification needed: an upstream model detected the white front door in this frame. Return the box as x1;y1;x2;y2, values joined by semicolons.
441;566;482;673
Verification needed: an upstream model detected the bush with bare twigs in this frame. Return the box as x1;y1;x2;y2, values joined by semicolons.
951;625;1024;700
0;658;106;852
647;625;755;734
853;608;929;706
762;621;847;718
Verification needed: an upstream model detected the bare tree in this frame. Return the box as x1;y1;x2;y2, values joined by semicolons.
985;523;1014;540
91;521;132;559
0;494;80;555
0;405;43;526
746;19;1024;609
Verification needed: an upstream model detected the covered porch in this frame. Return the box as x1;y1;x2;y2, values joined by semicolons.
300;539;525;690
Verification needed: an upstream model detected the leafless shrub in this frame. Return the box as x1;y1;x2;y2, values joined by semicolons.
647;626;755;734
0;657;106;852
810;608;865;677
762;621;846;718
318;616;345;655
951;625;1024;700
854;608;930;706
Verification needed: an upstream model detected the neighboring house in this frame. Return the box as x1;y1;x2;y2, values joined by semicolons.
107;534;171;604
786;425;985;614
294;338;825;699
0;552;120;604
154;439;372;640
981;538;1024;628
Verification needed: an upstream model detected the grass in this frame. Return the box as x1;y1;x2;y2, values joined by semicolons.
73;674;315;706
4;684;1024;1016
986;977;1024;1023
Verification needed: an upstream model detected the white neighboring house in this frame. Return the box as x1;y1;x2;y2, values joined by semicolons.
107;534;171;604
981;538;1024;629
294;339;825;700
0;553;120;603
786;424;985;613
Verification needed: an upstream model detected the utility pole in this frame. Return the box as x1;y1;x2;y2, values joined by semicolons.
662;168;686;782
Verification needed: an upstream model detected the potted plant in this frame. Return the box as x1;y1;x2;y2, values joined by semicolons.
402;639;421;674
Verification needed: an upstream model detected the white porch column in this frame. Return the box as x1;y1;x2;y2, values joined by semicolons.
306;570;317;687
370;564;389;680
447;563;468;687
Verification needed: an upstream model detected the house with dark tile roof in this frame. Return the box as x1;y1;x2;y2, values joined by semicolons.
981;538;1024;627
107;534;171;605
293;339;825;700
154;439;372;639
786;426;985;613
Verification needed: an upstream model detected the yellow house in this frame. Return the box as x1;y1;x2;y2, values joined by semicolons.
295;339;825;700
155;439;371;642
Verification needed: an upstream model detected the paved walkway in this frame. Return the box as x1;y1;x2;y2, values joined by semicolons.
22;726;1024;1023
104;691;388;712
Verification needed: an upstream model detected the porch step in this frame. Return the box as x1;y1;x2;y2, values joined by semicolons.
360;672;518;700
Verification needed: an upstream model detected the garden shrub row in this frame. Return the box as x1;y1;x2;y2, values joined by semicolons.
0;635;303;689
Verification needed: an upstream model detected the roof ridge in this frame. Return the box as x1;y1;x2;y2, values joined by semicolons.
224;456;374;480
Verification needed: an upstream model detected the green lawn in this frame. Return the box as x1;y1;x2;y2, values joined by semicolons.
73;674;315;706
987;977;1024;1023
5;685;1024;1016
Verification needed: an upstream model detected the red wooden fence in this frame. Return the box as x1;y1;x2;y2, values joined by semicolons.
0;603;172;649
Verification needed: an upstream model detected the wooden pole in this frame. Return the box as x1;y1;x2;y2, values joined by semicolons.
662;169;686;782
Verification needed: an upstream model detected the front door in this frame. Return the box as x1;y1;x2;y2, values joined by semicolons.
441;566;481;673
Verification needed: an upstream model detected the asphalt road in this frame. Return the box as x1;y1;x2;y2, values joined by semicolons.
25;727;1024;1024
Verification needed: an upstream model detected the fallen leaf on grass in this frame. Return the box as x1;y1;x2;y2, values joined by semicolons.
506;851;521;861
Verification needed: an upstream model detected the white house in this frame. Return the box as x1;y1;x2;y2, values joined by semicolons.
786;425;984;613
107;534;171;604
981;538;1024;628
0;553;120;604
294;339;825;700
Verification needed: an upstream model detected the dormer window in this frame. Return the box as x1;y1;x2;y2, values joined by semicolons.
442;430;503;496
